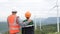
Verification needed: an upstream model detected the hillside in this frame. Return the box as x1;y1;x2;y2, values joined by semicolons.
3;23;60;34
34;17;60;25
0;22;8;32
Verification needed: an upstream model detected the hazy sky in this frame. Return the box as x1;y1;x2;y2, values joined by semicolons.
0;0;60;21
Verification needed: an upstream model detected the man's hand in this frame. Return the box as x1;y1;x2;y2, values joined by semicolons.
17;16;19;18
28;19;32;23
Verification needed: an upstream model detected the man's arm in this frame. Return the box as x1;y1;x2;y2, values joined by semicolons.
7;17;9;29
23;19;32;25
17;16;25;26
17;17;30;26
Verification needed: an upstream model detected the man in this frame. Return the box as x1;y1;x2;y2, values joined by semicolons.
7;11;20;34
22;11;34;34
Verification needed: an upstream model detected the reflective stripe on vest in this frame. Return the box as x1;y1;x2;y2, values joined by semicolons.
23;25;34;27
13;16;17;25
9;24;18;26
9;28;19;30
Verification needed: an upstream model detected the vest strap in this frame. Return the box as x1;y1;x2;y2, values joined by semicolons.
9;16;18;26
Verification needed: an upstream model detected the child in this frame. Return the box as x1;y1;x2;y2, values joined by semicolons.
22;11;34;34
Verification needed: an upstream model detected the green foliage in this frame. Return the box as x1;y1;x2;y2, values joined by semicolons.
3;31;9;34
35;23;60;34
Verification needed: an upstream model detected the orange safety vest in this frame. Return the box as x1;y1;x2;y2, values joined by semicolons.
7;15;20;33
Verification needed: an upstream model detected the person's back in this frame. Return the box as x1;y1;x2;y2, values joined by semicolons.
7;11;20;34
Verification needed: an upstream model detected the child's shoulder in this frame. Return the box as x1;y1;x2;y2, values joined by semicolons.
23;19;27;22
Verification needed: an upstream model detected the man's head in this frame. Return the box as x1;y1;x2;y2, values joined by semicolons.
12;11;17;15
25;11;31;19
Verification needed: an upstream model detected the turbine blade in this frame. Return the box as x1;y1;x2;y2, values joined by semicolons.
50;5;57;11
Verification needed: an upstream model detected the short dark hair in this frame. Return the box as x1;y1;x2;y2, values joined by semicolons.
12;11;17;13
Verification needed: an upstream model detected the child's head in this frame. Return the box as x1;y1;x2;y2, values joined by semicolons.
25;11;31;19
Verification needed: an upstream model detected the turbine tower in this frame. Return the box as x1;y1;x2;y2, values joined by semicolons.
50;0;59;32
56;0;59;32
34;16;37;30
39;17;41;30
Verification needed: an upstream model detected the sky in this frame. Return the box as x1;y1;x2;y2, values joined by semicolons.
0;0;60;21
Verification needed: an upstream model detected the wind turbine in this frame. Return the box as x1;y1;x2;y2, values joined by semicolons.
34;15;37;30
39;16;42;30
50;0;59;32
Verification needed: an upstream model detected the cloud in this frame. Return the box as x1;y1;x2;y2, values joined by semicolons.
0;0;8;2
0;0;60;21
